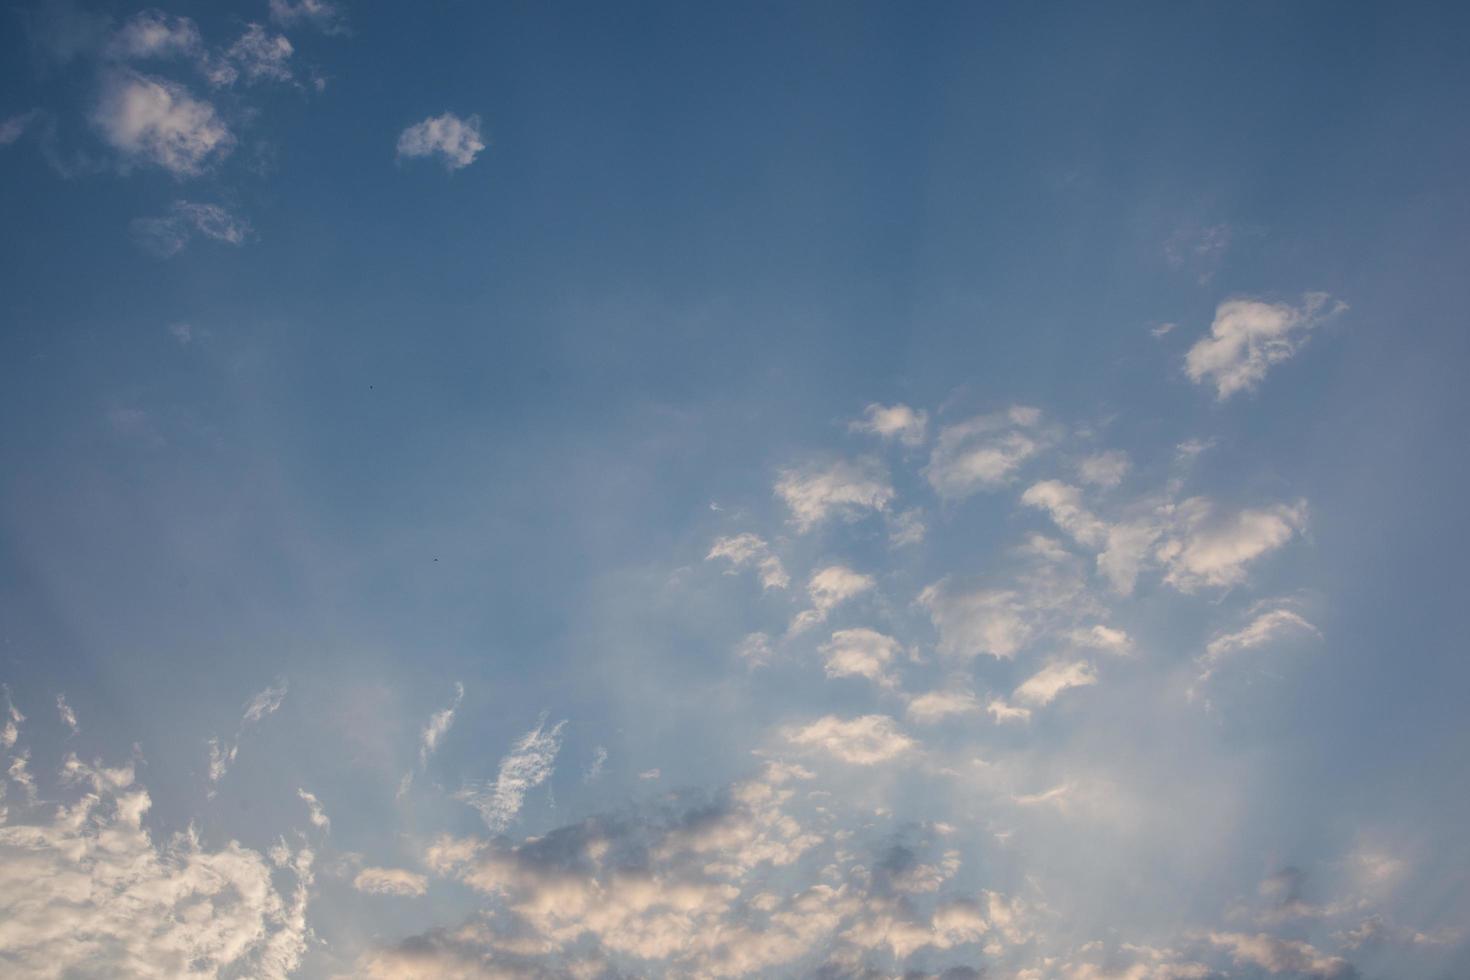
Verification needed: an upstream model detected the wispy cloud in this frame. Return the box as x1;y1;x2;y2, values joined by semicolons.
455;713;566;832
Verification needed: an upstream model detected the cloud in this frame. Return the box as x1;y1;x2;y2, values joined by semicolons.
775;458;894;532
0;110;42;146
92;70;234;176
355;866;430;897
924;406;1047;499
131;200;251;257
455;714;566;833
0;753;312;979
1078;450;1130;488
1069;624;1133;655
986;698;1032;724
1014;660;1098;706
208;677;287;796
1159;498;1307;591
1184;294;1345;400
420;681;465;767
790;565;875;634
820;628;903;687
1195;604;1320;690
397;113;486;171
1206;932;1353;978
785;714;915;764
269;0;349;35
734;631;775;667
1022;480;1109;548
918;582;1031;660
906;688;981;724
107;10;202;61
216;24;294;86
851;403;929;446
298;787;331;832
1;686;21;749
887;507;927;547
706;533;789;589
55;694;78;734
584;745;608;782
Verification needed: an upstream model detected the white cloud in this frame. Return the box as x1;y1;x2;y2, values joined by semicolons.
924;406;1046;499
584;745;608;782
1206;932;1352;978
1;686;22;749
208;678;287;796
820;628;902;687
906;688;981;724
734;631;774;667
1070;624;1133;655
851;403;928;446
986;698;1032;724
1011;783;1074;807
269;0;348;35
55;694;78;734
1014;660;1098;706
419;681;464;767
0;110;42;146
790;565;874;633
1159;498;1307;591
1196;605;1320;689
1078;450;1130;488
638;768;662;780
298;787;330;832
397;112;486;171
918;582;1030;659
92;70;234;176
0;754;312;979
455;714;565;833
108;11;203;61
775;458;894;532
1022;480;1109;548
132;200;251;257
887;507;926;547
354;866;429;897
785;714;915;765
1184;294;1344;400
706;532;789;589
218;24;294;86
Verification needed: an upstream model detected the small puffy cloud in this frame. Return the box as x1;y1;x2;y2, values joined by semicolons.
851;403;928;446
1195;604;1320;690
734;631;774;667
785;714;915;765
775;457;894;532
706;532;789;590
1014;660;1098;706
218;24;294;86
986;698;1032;724
1070;624;1133;656
397;112;486;171
1206;932;1353;978
1159;498;1307;591
1077;450;1130;488
1;110;42;146
354;866;429;897
269;0;349;35
820;628;903;687
906;688;981;724
55;694;78;734
419;681;465;767
455;713;565;833
1022;480;1109;548
92;70;234;176
917;582;1030;660
887;507;926;547
107;10;202;61
298;787;330;832
790;565;874;633
131;200;251;257
1185;294;1344;400
924;406;1046;499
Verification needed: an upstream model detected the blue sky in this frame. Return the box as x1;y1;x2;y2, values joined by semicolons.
2;1;1468;977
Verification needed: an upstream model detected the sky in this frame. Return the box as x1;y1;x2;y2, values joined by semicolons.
1;1;1468;977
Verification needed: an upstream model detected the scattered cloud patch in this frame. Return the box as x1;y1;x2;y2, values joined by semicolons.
785;714;915;764
397;112;486;171
707;532;789;590
820;628;903;687
269;0;349;35
906;688;981;724
92;70;234;176
1185;294;1345;400
1077;450;1130;489
298;787;330;832
925;406;1047;499
456;714;565;833
775;457;894;532
1013;660;1098;706
790;565;875;633
131;200;251;257
851;403;928;446
354;866;429;897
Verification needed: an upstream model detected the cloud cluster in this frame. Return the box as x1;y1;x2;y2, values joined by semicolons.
455;714;566;833
397;113;486;171
1185;294;1345;400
